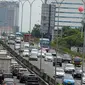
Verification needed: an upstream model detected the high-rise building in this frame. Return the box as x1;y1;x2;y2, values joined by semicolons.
47;0;83;29
40;3;56;39
0;1;19;35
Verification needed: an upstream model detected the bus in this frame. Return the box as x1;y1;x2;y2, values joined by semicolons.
15;32;23;41
38;38;50;50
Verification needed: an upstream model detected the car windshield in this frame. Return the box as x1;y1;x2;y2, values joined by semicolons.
4;74;12;78
20;69;27;72
66;64;74;67
56;69;64;72
24;50;29;52
32;49;38;52
6;82;14;85
27;77;38;82
64;75;73;80
46;53;52;56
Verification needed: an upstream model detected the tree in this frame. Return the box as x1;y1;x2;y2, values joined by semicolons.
31;24;41;38
54;27;83;49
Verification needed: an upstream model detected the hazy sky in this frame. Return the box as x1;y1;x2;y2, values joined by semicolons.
19;0;43;32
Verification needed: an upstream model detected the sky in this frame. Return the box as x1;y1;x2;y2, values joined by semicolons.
18;0;43;32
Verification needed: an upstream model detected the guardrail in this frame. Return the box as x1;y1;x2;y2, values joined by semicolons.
0;40;59;85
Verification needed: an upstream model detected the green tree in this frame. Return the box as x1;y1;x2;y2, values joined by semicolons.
31;24;41;38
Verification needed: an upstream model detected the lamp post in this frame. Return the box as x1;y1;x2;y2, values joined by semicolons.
78;4;85;85
39;0;46;75
54;0;65;85
78;6;84;38
19;0;27;32
27;0;36;33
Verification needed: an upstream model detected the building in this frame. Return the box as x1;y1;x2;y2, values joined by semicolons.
40;3;56;39
0;1;19;35
47;0;83;29
45;0;84;39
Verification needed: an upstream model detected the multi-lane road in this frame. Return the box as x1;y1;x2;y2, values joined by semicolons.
8;42;84;85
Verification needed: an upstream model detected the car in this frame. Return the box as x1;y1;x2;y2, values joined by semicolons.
62;74;75;85
29;52;38;61
44;53;53;62
14;43;21;50
2;78;15;85
37;50;45;58
53;68;65;78
22;49;30;57
11;65;22;76
8;40;15;45
19;72;30;83
50;49;56;57
23;43;29;49
31;49;38;55
64;64;75;73
62;54;72;63
2;73;13;81
82;73;85;84
25;74;39;85
17;68;28;79
53;56;62;67
15;37;21;43
72;68;82;78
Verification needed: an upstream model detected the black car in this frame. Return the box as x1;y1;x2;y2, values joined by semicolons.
62;54;72;63
25;74;39;85
20;73;30;83
2;73;13;81
17;72;23;79
72;68;82;78
53;56;62;67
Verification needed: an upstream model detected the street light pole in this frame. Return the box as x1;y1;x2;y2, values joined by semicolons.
27;0;36;33
40;0;47;75
19;0;26;32
54;0;65;85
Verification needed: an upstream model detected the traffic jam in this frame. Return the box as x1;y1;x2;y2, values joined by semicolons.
1;32;85;85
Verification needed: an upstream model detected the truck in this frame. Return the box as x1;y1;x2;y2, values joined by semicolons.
0;57;11;73
0;50;11;73
23;34;34;43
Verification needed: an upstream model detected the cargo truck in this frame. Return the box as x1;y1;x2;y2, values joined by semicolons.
0;50;11;73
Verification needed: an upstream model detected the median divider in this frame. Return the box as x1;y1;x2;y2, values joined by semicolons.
0;40;59;85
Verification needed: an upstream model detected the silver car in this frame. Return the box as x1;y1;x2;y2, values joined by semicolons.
64;64;75;73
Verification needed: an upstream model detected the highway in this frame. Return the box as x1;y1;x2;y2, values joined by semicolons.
0;44;43;85
8;42;82;85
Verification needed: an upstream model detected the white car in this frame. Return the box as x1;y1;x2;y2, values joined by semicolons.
37;50;45;58
54;68;65;77
29;52;38;61
8;40;15;45
22;49;30;57
31;49;38;55
64;64;75;73
44;53;53;62
15;37;21;43
24;42;29;48
82;73;85;84
14;43;21;50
